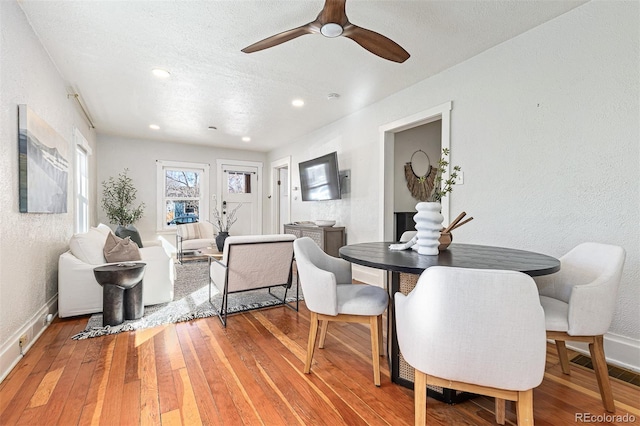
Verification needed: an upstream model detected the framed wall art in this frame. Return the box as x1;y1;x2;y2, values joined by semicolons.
18;104;69;213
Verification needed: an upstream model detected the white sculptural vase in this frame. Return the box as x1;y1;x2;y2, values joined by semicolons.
413;202;444;256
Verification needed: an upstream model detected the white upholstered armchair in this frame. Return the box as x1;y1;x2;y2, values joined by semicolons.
175;221;216;262
209;234;296;326
396;266;546;425
534;242;626;413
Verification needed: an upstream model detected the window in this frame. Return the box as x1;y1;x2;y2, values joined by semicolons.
227;171;252;194
157;160;209;231
74;128;91;233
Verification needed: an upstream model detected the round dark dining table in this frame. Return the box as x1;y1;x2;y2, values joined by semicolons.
338;242;560;402
339;242;560;277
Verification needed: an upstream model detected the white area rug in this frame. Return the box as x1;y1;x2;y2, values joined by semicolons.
72;261;300;340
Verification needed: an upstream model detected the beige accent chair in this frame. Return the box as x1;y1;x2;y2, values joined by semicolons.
293;237;389;386
396;266;546;425
209;234;296;326
535;242;626;413
175;221;216;262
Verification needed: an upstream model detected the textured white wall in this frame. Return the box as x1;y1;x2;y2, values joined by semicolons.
0;2;97;343
269;1;639;347
96;135;268;240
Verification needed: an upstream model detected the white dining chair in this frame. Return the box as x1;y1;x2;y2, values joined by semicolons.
396;266;547;425
293;237;389;386
534;242;626;413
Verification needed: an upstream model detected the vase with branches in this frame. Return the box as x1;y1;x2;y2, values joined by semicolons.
101;168;145;246
428;148;462;202
212;195;243;250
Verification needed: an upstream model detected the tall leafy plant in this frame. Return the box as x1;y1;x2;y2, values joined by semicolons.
101;169;145;226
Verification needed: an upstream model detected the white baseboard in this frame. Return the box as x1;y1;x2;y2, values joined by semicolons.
352;264;385;287
563;332;640;373
0;296;58;383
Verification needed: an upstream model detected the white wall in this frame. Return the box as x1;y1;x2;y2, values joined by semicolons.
0;1;97;380
269;1;639;369
96;134;268;244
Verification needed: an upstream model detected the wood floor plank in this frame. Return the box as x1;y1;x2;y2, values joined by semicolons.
1;306;638;426
190;321;244;423
176;322;221;425
120;380;142;425
138;333;160;425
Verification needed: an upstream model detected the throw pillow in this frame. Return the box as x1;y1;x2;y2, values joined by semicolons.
94;223;112;236
103;232;142;263
69;228;108;264
177;223;201;240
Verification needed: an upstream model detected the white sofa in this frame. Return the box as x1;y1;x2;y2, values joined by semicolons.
58;224;175;318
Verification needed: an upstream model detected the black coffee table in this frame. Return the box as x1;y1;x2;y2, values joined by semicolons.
93;263;146;326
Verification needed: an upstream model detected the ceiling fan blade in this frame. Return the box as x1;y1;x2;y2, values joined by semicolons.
318;0;348;26
242;24;316;53
342;24;410;63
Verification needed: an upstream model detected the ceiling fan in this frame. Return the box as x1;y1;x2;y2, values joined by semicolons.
241;0;410;63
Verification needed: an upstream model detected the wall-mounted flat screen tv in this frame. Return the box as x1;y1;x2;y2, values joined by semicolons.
299;151;341;201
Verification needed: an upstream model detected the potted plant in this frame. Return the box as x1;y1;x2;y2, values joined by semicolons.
211;195;243;251
101;168;145;247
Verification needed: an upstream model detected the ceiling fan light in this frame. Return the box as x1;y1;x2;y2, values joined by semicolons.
320;23;343;38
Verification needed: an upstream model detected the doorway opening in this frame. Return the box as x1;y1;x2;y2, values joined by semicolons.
378;101;452;241
271;156;291;233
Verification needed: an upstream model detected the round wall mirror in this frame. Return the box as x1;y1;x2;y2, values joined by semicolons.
410;150;431;177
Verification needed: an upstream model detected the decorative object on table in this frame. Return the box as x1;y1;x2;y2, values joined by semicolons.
72;261;303;340
413;148;462;255
438;211;474;251
404;149;437;201
426;148;462;203
314;220;336;227
18;104;69;213
390;211;473;253
101;168;145;247
413;202;444;255
211;195;242;251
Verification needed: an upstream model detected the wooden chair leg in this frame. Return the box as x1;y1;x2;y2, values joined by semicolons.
370;315;381;386
516;389;534;426
318;320;329;349
555;339;571;375
414;370;427;426
589;335;615;413
304;312;319;374
377;314;384;356
495;398;506;425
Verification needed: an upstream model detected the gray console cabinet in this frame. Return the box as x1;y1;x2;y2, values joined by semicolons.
284;224;346;258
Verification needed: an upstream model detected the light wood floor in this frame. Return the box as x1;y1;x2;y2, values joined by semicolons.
1;303;639;425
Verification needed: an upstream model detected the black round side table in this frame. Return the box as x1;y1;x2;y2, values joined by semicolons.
93;263;146;326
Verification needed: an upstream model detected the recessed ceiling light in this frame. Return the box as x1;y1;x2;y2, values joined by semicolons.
242;136;251;142
292;99;305;107
149;124;160;130
152;68;171;78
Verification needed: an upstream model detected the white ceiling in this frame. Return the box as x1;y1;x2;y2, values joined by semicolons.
18;0;585;152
